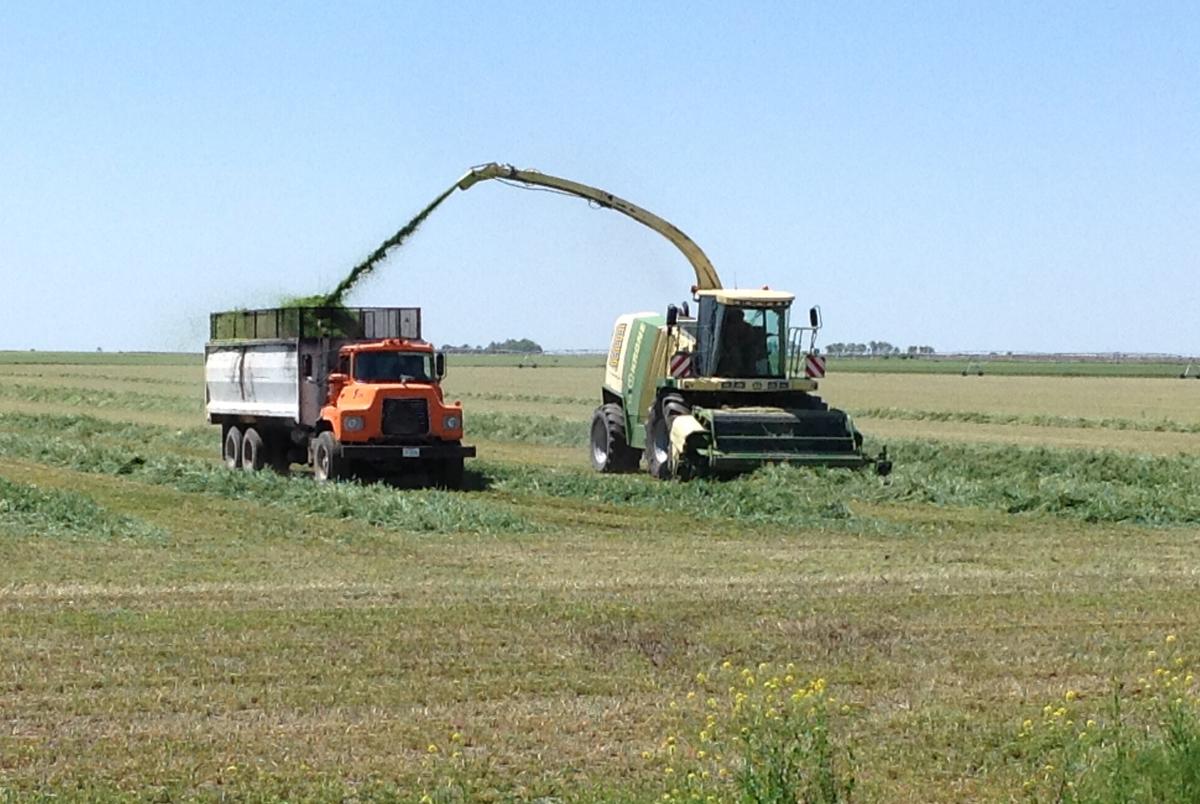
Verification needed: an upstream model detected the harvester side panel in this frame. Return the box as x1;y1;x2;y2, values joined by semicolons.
618;315;667;449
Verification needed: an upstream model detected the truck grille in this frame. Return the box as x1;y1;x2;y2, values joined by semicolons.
381;398;429;437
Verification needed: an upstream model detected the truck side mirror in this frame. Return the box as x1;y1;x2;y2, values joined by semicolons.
434;352;446;379
809;306;821;328
666;304;679;328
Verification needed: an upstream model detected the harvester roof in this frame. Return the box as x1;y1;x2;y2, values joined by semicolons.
696;289;795;307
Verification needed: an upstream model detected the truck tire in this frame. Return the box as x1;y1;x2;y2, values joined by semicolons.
312;431;345;483
223;425;243;470
644;395;689;480
590;403;639;473
241;427;266;472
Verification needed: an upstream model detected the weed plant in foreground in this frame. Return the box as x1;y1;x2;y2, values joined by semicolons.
647;662;855;803
1009;635;1200;802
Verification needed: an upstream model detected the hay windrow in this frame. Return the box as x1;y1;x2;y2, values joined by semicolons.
0;476;166;542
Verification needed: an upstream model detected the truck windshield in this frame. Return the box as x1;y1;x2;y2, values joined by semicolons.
713;306;786;378
354;352;432;382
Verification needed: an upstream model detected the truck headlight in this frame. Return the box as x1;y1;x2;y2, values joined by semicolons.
344;415;365;432
442;415;461;431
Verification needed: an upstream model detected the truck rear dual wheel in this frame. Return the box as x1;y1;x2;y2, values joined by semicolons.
590;403;640;473
223;426;243;469
238;428;291;474
242;428;266;472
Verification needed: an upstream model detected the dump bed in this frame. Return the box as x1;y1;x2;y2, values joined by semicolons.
205;306;421;426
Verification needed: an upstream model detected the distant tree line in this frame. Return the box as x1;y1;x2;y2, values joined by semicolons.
444;338;543;354
824;342;936;357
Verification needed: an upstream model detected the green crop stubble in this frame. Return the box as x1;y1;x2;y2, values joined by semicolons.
0;416;534;536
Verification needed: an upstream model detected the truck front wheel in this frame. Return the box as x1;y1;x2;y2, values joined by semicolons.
312;432;345;483
223;425;243;470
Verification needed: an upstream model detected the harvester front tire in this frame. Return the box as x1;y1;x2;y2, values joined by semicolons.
644;409;673;480
644;395;689;480
312;432;345;483
241;428;266;472
223;425;243;470
590;404;639;473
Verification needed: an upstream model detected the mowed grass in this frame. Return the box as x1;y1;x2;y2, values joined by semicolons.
2;355;1199;801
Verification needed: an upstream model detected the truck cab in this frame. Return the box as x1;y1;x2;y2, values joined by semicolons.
322;340;464;445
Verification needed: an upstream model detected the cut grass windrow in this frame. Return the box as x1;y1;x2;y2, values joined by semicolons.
0;382;200;415
0;424;533;536
6;411;1200;529
484;438;1200;527
468;411;589;446
854;406;1200;434
456;390;594;406
0;476;166;542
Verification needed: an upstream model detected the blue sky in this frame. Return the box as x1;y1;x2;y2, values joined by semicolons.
1;1;1196;353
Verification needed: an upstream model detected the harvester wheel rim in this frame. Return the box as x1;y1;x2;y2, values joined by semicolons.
590;413;608;468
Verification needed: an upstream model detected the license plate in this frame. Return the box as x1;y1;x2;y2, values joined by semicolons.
402;447;420;458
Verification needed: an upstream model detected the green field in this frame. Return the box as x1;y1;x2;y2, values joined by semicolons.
2;354;1199;801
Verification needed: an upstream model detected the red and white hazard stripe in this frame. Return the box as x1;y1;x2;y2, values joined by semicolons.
804;353;826;379
669;351;694;378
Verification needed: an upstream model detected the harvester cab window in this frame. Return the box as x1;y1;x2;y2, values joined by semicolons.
354;351;431;383
713;306;785;378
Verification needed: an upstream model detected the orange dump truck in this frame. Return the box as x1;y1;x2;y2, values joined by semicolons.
205;306;474;487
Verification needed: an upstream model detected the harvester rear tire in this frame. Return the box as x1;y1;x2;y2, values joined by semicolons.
312;431;345;483
223;425;243;470
590;404;639;473
241;428;266;472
